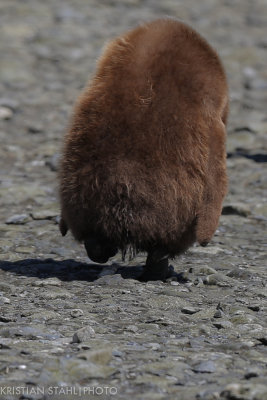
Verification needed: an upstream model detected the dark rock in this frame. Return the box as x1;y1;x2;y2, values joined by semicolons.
222;204;251;217
181;306;200;315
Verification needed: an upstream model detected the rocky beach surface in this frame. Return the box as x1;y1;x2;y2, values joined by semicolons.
0;0;266;399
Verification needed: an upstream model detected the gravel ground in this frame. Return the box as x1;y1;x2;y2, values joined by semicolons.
0;0;266;399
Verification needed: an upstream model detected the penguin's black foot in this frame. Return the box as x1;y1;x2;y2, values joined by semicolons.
138;248;172;282
138;264;177;282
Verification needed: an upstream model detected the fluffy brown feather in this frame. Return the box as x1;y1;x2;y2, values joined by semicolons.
59;18;228;279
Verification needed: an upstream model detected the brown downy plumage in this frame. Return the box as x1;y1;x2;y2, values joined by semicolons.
59;18;228;280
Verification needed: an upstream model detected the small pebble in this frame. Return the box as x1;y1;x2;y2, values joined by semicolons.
213;309;224;318
34;277;62;287
204;273;235;287
70;309;84;318
181;306;200;315
45;153;60;171
198;266;217;275
27;123;44;134
193;360;217;373
94;274;125;286
126;325;138;333
0;296;10;304
0;97;18;110
0;106;13;120
72;326;96;343
78;348;113;365
5;214;31;225
221;383;267;400
145;343;161;351
244;370;259;379
15;246;36;254
213;320;233;330
30;209;58;220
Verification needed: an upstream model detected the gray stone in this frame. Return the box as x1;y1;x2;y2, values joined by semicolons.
34;277;62;287
63;359;116;379
0;106;13;120
72;326;96;343
30;209;59;220
204;273;236;287
5;214;31;225
27;123;44;134
0;97;19;110
213;320;233;330
77;348;113;365
0;282;16;294
0;313;16;322
226;267;251;279
39;357;115;382
45;153;60;172
193;361;217;373
181;306;200;315
221;383;267;400
0;325;62;340
0;296;10;304
126;324;139;332
197;266;217;275
70;309;84;318
30;310;61;321
189;246;225;255
213;309;224;318
39;287;72;299
98;265;118;277
94;274;126;286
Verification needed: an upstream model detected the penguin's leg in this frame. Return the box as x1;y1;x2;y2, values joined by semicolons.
139;248;173;281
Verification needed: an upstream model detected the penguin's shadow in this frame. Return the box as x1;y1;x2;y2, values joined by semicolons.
0;258;144;282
